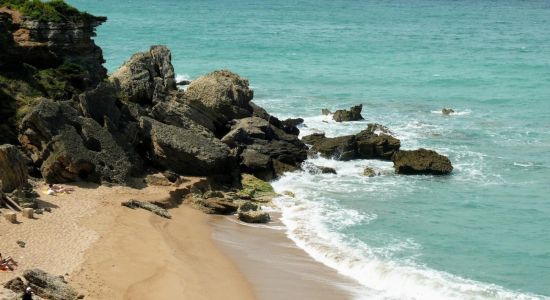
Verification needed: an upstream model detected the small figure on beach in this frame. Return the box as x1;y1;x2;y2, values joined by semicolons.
22;287;33;300
0;252;18;271
47;184;75;195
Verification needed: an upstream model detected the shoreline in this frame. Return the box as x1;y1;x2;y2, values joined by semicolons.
1;180;356;300
211;213;364;300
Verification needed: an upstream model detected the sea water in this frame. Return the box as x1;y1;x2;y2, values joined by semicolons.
69;0;550;298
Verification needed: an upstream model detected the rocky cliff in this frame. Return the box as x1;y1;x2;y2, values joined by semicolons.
0;2;107;144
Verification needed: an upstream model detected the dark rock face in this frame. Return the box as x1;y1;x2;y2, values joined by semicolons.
392;148;453;175
23;269;80;300
19;99;137;184
305;128;400;161
333;104;364;122
139;117;232;176
221;117;307;180
110;45;176;105
0;144;28;192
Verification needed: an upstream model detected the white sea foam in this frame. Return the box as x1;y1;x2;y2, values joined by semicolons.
271;158;544;300
175;74;192;90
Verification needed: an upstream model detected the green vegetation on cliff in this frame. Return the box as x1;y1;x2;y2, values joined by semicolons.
0;0;94;22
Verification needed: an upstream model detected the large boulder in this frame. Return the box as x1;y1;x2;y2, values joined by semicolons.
0;144;28;193
23;269;80;300
333;104;364;122
185;70;254;135
392;149;453;175
238;210;271;223
139;117;233;175
110;45;176;105
221;117;307;180
19;99;138;184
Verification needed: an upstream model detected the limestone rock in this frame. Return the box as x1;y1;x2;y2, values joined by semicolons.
355;130;400;160
19;99;138;184
192;197;239;215
23;269;80;300
110;45;176;104
332;104;364;122
442;108;455;115
121;199;171;219
309;135;357;161
221;117;307;180
3;277;25;293
185;70;254;135
321;108;332;115
363;167;377;177
301;133;327;145
139;117;232;175
239;174;276;202
0;144;28;193
238;210;271;223
392;149;453;175
238;201;259;212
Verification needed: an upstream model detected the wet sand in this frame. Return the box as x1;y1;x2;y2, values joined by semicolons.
211;214;364;300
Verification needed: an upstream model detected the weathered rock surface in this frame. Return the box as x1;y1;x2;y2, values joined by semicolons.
238;174;276;202
23;269;80;300
304;127;400;161
333;104;364;122
185;70;254;135
363;166;377;177
222;117;307;180
355;129;400;160
0;144;28;192
139;117;232;176
122;199;171;219
189;196;239;215
3;277;25;293
392;149;453;175
238;210;270;223
238;201;259;212
110;45;176;105
19;99;137;184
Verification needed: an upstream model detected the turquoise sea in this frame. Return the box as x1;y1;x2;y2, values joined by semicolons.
70;0;550;298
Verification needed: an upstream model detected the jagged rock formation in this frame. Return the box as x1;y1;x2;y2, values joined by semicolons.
221;117;307;180
0;3;107;144
392;148;453;175
333;104;364;122
110;45;176;105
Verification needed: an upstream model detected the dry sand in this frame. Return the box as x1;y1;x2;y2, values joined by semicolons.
1;179;360;300
1;180;254;300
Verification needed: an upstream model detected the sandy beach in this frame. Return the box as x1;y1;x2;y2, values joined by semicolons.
0;180;358;300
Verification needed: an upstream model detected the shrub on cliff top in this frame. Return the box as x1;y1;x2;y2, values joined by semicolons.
0;0;94;22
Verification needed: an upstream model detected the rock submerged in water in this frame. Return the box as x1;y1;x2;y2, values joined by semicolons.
304;127;400;161
363;167;377;177
332;104;364;122
392;148;453;175
442;108;455;115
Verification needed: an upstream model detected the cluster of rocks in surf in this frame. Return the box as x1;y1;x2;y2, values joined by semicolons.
1;3;453;227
